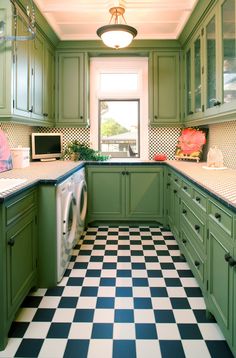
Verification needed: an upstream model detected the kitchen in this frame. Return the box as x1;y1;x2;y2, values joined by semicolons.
0;0;236;357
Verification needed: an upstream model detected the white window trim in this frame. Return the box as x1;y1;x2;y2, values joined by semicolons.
90;57;149;160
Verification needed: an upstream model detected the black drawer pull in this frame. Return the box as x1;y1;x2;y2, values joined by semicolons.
188;111;194;115
183;186;188;190
168;173;171;177
174;178;178;182
228;258;236;267
126;171;129;175
194;224;200;231
8;238;15;246
224;253;231;262
182;209;187;214
194;260;200;267
167;183;170;187
182;239;187;244
43;113;48;117
215;213;221;220
173;189;177;194
196;197;201;202
121;171;126;175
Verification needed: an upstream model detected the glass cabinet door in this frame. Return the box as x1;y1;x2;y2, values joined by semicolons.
222;0;236;105
194;36;202;112
186;48;192;115
206;15;217;108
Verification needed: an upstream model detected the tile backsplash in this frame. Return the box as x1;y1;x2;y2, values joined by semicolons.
1;120;236;169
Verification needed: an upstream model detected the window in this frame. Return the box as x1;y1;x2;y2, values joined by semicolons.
90;57;148;159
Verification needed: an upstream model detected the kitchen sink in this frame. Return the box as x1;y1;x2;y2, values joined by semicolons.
0;178;27;194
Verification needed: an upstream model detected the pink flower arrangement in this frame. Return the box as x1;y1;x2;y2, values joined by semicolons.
176;128;206;155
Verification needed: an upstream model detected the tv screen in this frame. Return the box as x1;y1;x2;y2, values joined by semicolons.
31;133;63;161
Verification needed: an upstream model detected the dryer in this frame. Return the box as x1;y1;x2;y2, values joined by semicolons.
56;175;77;282
74;167;87;242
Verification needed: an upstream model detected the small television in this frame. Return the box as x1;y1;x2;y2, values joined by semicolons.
31;133;63;161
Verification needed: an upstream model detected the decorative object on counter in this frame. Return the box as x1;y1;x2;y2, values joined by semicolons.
11;147;30;168
202;146;227;169
175;127;207;163
96;6;137;49
153;153;167;161
63;141;110;161
0;129;12;173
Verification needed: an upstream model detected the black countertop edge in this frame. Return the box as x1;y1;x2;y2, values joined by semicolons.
166;163;236;213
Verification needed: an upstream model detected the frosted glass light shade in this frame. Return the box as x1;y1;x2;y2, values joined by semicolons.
97;24;137;49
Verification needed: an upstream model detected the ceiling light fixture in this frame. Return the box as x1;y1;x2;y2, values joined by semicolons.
96;6;137;49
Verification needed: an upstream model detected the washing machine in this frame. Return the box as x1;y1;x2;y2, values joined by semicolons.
56;175;78;282
74;167;87;242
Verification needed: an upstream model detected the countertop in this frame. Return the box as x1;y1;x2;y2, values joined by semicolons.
0;159;236;213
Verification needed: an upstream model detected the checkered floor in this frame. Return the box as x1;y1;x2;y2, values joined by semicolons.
0;225;234;358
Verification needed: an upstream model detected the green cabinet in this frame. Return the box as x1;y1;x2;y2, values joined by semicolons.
149;51;181;126
0;1;55;126
56;52;88;127
184;0;236;125
87;165;164;222
166;170;181;241
0;188;38;351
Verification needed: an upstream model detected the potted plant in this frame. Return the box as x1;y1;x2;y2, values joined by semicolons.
63;141;109;161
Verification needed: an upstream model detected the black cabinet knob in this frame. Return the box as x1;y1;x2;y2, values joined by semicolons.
43;113;48;117
194;260;200;267
168;173;171;177
183;186;187;190
194;224;200;231
224;253;231;262
215;213;221;220
167;183;170;187
126;171;129;175
174;178;178;182
121;171;126;175
173;189;177;194
228;258;236;267
188;111;194;115
196;197;201;202
182;209;187;214
80;115;83;119
28;106;33;113
182;239;187;244
154;115;158;119
8;238;15;246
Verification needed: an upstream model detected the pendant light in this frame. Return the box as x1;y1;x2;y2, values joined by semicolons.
97;6;137;49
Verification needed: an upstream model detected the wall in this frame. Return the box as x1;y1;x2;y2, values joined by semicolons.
1;121;236;169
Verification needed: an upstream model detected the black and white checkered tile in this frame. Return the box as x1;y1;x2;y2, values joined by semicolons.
1;225;233;358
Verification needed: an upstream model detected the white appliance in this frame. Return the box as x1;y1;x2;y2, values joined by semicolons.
56;175;78;282
74;168;87;241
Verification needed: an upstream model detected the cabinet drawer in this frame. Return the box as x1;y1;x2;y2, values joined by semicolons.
208;200;234;238
181;179;192;199
192;187;207;214
172;173;181;187
181;201;206;249
5;189;37;226
181;228;205;287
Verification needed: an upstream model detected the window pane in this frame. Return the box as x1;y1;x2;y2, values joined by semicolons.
186;49;192;114
222;0;236;103
100;73;138;91
99;100;139;158
206;16;216;108
194;36;201;112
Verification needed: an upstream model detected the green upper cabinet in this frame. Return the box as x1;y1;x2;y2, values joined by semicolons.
56;52;89;127
0;1;55;126
149;51;181;126
183;0;236;125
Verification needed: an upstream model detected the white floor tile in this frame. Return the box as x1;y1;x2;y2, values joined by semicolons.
0;338;21;358
173;309;197;323
116;278;132;287
148;278;166;287
15;308;37;322
52;308;75;322
29;288;47;297
24;322;51;338
198;323;225;340
68;323;93;339
39;297;61;309
166;287;187;297
156;323;181;340
182;340;211;358
97;286;116;297
132;287;151;297
62;286;82;297
180;277;199;287
76;297;97;309
162;270;179;278
134;309;155;323
93;309;114;323
136;340;162;358
131;270;148;278
83;278;100;286
88;339;113;358
38;338;67;358
69;269;86;277
116;262;131;269
151;298;172;310
115;297;134;309
187;298;206;309
113;323;135;339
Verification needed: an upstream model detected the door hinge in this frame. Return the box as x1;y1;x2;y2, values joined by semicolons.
206;279;209;291
12;99;15;108
202;104;205;112
207;228;209;239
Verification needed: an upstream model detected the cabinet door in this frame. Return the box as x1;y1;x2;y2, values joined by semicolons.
43;42;55;124
87;166;125;221
125;167;164;220
6;210;37;317
150;52;180;125
57;52;88;127
207;224;233;345
13;14;31;119
31;31;44;121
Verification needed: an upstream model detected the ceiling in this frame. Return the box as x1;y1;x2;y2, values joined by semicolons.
34;0;199;41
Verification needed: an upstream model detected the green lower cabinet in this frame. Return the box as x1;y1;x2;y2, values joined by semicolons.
207;222;234;350
87;165;164;223
0;188;37;351
168;180;180;241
